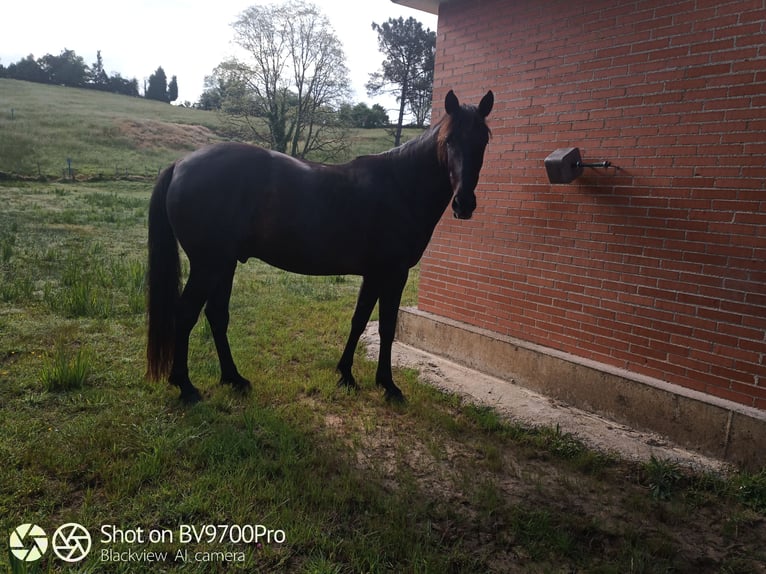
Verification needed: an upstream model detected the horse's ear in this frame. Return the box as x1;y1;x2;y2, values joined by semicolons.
479;90;494;118
445;90;460;115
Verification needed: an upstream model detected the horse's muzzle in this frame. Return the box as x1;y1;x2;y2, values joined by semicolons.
452;196;475;220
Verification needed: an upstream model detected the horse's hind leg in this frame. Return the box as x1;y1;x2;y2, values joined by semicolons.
205;260;250;392
337;276;380;389
170;263;214;403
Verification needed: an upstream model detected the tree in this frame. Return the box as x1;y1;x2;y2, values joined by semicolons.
39;49;89;87
167;75;178;103
197;73;229;110
339;102;389;129
406;46;434;128
367;17;436;145
368;103;390;128
3;50;139;97
89;50;109;90
6;55;47;83
146;66;169;102
108;73;139;97
225;1;351;159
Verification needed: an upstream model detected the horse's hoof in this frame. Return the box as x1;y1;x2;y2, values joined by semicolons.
337;373;358;390
222;374;252;393
384;387;406;404
170;375;202;404
179;386;203;404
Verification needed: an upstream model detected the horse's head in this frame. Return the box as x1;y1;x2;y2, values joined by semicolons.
438;89;494;220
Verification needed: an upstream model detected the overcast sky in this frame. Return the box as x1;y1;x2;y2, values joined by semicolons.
1;0;436;113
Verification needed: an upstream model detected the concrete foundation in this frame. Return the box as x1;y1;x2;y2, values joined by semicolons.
396;307;766;470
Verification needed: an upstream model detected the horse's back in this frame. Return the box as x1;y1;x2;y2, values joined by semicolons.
164;142;384;274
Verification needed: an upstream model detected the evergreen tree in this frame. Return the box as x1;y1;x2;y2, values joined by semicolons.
167;75;178;103
89;50;109;90
367;17;436;144
146;66;169;102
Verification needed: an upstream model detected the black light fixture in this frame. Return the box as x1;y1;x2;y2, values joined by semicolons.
544;147;612;184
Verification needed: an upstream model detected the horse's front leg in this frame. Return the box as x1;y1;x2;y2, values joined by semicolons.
376;269;409;402
337;276;380;389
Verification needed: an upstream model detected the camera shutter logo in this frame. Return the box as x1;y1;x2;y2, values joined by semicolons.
51;523;92;563
9;524;48;562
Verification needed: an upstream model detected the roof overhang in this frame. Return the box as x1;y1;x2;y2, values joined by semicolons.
390;0;442;15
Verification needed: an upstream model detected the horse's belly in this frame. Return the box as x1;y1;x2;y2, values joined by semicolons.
240;230;367;277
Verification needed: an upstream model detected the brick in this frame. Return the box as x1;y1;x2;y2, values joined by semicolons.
418;0;766;410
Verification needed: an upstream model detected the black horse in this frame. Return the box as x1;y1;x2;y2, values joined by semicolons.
146;89;494;403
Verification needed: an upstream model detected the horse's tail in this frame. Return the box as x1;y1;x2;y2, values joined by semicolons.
146;163;181;381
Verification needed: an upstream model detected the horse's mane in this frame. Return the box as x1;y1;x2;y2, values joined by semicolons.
360;104;490;166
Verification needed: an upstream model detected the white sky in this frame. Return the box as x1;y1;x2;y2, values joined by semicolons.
1;0;436;113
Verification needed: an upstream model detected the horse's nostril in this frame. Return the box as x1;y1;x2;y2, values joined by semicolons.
452;195;476;220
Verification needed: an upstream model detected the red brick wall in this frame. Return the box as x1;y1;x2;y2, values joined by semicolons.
419;0;766;409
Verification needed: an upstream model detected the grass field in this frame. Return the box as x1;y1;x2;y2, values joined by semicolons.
1;80;765;573
0;79;422;178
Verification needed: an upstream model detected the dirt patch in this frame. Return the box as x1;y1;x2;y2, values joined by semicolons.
115;119;220;151
361;322;730;472
329;322;766;571
316;366;764;572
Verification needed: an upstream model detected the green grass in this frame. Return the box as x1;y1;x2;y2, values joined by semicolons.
0;78;422;179
1;82;765;573
347;127;425;157
0;181;765;572
40;340;91;392
0;79;224;178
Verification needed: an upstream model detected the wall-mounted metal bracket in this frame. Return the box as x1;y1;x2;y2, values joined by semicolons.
576;160;612;169
544;147;611;184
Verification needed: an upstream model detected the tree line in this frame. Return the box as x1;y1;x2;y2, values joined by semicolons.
0;49;178;103
1;1;435;160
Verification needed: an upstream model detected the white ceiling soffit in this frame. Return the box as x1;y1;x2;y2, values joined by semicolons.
390;0;442;16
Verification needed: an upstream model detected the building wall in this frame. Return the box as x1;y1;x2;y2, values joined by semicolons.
419;0;766;409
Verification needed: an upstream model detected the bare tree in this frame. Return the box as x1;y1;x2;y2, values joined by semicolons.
224;1;351;160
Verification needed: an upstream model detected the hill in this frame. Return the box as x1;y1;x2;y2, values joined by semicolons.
0;79;421;179
0;79;223;178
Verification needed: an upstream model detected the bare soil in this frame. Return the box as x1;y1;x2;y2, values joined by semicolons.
347;323;766;572
362;322;728;472
116;119;219;151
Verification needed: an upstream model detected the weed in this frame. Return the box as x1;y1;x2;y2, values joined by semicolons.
732;469;766;512
540;423;587;459
643;455;682;501
464;403;506;433
511;507;576;561
110;257;146;314
62;282;109;317
0;271;34;303
1;231;15;263
40;341;91;392
301;556;345;574
42;242;146;317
